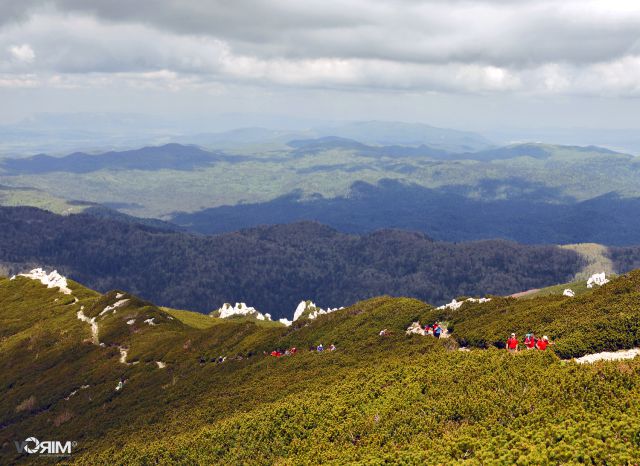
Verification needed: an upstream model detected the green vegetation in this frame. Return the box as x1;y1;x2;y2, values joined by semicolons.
0;185;88;215
81;350;640;465
1;270;640;464
163;307;223;329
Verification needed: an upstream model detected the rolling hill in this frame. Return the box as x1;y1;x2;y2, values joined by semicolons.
1;266;639;463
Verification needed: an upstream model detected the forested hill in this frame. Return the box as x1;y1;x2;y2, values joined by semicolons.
0;206;586;317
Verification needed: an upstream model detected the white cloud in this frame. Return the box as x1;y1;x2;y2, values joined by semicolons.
8;43;35;63
0;73;38;88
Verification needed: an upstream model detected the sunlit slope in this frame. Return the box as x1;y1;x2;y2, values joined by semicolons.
1;272;639;464
561;243;616;280
430;270;640;358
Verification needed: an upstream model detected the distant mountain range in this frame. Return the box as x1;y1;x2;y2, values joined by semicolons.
1;121;639;246
1;143;247;174
0;118;493;156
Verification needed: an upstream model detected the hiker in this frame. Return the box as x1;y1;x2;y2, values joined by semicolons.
115;379;124;392
317;344;324;352
199;356;206;365
329;343;336;351
433;323;443;339
536;335;549;351
290;347;297;354
379;329;388;337
506;333;519;353
524;333;536;350
424;324;432;334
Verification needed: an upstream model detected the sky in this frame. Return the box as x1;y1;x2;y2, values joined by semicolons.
1;0;640;134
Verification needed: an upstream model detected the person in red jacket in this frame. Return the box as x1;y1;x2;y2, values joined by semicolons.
506;333;519;353
536;335;549;350
524;333;536;350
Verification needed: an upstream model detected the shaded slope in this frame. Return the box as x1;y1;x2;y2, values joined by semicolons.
171;179;640;245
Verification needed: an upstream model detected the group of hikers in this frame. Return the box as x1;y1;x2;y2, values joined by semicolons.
196;343;339;364
506;333;550;352
195;322;552;369
269;343;336;357
424;321;445;338
269;347;297;357
402;320;446;338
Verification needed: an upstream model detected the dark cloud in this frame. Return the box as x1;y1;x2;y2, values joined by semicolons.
14;0;636;67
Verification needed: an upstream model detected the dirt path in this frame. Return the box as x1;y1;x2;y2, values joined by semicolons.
76;306;99;345
508;289;540;298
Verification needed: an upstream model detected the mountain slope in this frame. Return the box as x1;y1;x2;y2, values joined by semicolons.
1;271;640;464
429;270;640;358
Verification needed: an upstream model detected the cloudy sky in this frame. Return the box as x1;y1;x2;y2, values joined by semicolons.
2;0;640;133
